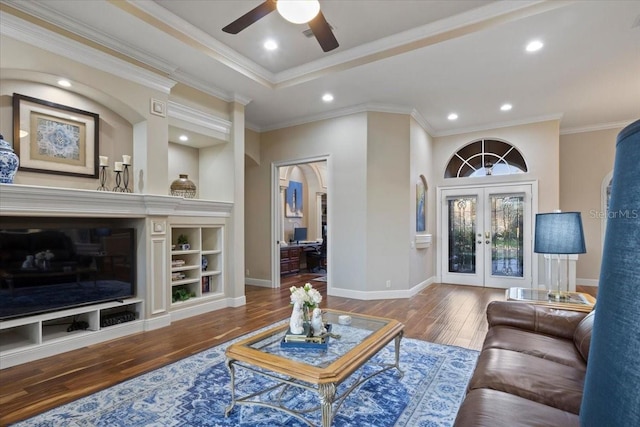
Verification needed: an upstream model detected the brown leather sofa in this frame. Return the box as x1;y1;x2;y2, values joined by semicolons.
454;300;595;427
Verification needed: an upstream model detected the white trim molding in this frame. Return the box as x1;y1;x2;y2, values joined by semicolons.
168;101;232;141
0;10;176;94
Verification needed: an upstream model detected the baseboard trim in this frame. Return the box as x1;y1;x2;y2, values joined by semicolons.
169;297;244;322
245;278;272;288
145;313;171;331
577;278;599;287
329;276;436;300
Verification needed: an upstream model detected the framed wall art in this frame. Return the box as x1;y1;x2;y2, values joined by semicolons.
285;180;303;218
416;175;428;232
12;93;99;178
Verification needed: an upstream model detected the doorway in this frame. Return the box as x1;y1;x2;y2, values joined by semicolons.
439;183;535;288
272;157;329;288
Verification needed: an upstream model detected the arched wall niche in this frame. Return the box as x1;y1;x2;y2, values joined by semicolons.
0;69;145;124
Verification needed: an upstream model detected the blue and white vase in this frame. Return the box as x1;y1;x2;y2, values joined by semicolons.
0;134;19;184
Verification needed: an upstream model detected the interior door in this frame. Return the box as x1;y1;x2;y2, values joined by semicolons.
441;185;532;288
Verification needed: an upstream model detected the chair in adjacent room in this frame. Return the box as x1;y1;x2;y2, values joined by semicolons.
307;236;327;273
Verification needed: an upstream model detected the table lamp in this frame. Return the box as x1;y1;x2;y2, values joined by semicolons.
534;211;586;300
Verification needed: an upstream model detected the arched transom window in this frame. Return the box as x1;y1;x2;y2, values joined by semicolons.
445;139;528;178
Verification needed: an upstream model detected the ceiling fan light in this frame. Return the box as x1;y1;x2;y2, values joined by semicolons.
277;0;320;24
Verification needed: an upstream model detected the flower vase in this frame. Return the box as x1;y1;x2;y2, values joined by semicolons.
0;134;19;184
302;305;311;324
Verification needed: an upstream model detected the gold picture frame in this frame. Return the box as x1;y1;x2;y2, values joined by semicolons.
12;93;99;178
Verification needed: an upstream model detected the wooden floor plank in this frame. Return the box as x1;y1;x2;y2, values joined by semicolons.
0;278;597;425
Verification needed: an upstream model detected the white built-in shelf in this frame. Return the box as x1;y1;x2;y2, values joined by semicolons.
0;298;144;368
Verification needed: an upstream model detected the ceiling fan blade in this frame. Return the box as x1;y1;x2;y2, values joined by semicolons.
308;10;339;52
222;0;276;34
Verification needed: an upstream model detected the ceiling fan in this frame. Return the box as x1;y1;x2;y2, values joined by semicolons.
222;0;339;52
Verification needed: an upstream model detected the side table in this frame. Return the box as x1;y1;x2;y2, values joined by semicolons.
506;287;596;312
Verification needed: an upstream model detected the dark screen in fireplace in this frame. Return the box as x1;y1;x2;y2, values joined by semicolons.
0;227;135;320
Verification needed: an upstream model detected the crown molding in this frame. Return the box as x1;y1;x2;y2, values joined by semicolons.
244;121;262;133
2;0;178;75
432;113;565;138
410;110;436;136
2;1;250;103
0;11;176;94
259;103;417;133
119;0;274;88
231;93;252;106
167;101;232;139
559;120;633;136
169;69;235;102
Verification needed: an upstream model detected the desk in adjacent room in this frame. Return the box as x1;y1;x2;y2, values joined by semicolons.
280;243;320;276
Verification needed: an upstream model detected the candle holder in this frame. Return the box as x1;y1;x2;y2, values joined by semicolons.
112;170;124;192
97;165;109;191
122;164;132;192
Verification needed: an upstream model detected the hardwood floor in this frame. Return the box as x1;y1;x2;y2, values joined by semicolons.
0;277;597;425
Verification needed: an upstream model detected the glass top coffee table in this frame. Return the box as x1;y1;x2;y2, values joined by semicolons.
506;287;596;312
224;309;404;426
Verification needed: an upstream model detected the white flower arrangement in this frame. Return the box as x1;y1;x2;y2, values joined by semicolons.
290;282;322;311
35;250;55;261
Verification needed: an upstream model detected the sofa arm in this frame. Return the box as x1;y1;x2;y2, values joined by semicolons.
487;301;588;340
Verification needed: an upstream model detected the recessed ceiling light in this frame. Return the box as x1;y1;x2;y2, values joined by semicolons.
500;103;513;111
526;40;544;52
179;135;189;142
448;113;458;121
263;39;278;51
322;93;334;102
57;79;71;87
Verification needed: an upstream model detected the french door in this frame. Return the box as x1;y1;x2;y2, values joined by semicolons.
440;184;533;288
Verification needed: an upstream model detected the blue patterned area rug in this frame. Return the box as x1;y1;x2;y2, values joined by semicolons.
14;322;478;427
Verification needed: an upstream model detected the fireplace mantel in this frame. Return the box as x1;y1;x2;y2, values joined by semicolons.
0;184;233;218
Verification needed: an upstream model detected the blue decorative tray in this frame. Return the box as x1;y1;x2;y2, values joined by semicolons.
280;324;332;350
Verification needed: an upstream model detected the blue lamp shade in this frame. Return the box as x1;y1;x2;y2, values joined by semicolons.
534;212;586;254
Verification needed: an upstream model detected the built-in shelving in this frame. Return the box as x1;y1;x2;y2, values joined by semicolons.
0;299;144;368
170;225;224;307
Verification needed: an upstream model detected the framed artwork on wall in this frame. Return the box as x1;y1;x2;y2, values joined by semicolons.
285;180;303;218
12;93;100;178
416;175;428;232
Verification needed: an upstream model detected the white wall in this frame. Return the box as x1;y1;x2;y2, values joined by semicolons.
366;113;411;292
246;111;436;297
560;126;621;285
246;113;369;291
409;117;436;287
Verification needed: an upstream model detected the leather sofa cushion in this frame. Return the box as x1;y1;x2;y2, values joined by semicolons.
573;310;595;362
468;348;585;414
483;325;587;371
453;389;580;427
487;301;588;340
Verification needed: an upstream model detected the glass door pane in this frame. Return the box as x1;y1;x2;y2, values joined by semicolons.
490;195;524;277
447;197;477;274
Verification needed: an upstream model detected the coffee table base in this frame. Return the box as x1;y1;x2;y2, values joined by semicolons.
225;333;404;427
